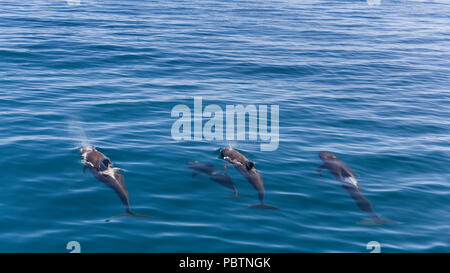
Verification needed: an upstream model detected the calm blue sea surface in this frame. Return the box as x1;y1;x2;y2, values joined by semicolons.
0;0;449;252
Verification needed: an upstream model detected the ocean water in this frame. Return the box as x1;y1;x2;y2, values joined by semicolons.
0;0;449;253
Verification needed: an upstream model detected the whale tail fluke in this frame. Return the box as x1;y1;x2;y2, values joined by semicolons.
357;216;403;226
248;203;280;210
126;210;152;218
225;193;241;198
231;188;239;198
111;209;152;219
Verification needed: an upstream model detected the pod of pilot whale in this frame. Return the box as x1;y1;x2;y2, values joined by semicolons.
220;147;279;209
317;152;399;225
80;146;149;218
186;161;238;197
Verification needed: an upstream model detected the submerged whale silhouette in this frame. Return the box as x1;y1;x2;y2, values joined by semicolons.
186;161;238;197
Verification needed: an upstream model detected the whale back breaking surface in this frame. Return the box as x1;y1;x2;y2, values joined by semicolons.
318;152;389;222
81;147;130;209
320;155;359;190
221;148;252;170
221;148;266;203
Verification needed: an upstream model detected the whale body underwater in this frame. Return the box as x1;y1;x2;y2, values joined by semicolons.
220;147;279;210
317;152;398;225
186;161;238;197
80;146;149;218
78;146;400;223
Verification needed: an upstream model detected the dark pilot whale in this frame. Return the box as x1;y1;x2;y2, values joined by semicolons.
186;161;238;197
220;147;279;209
80;146;149;218
317;152;397;225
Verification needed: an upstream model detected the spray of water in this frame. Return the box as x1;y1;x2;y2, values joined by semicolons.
67;120;90;150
